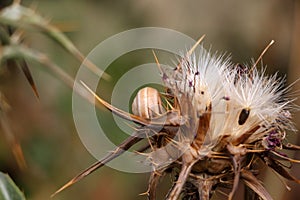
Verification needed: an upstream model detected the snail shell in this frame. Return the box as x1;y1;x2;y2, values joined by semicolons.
132;87;164;119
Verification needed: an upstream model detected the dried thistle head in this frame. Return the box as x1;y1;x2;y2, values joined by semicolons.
153;44;297;199
53;40;300;200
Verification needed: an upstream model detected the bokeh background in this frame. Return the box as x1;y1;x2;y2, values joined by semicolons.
0;0;300;199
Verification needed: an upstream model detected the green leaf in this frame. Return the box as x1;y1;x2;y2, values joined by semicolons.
0;172;26;200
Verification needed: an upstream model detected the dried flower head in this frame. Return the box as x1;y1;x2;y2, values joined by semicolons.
53;39;300;200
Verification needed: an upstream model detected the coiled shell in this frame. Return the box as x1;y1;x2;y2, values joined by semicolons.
132;87;164;119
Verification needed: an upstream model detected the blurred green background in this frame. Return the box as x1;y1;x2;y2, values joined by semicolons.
0;0;300;199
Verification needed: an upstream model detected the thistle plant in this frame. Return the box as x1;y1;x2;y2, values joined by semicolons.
1;1;300;200
53;38;300;200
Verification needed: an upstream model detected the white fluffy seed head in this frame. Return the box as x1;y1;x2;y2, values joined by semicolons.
220;64;295;144
161;45;294;146
162;47;229;117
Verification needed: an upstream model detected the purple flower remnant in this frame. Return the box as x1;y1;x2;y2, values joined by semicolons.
162;73;168;81
262;129;283;150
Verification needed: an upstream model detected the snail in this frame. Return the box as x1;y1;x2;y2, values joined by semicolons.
131;87;164;119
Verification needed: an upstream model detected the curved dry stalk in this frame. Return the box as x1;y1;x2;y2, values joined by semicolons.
81;81;183;128
283;143;300;150
144;169;165;200
51;129;151;197
228;155;242;200
176;35;206;71
269;150;300;164
226;144;248;200
250;40;275;72
80;81;150;126
241;169;273;200
187;35;206;57
197;178;215;200
166;160;196;200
